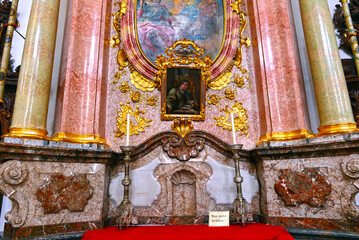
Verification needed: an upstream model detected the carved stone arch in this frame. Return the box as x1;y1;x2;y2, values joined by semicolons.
153;161;215;216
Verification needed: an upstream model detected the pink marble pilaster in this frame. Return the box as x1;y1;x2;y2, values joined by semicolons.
254;0;312;141
53;0;108;144
7;0;60;139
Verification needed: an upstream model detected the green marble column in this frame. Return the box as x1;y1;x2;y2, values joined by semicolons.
5;0;60;140
299;0;357;136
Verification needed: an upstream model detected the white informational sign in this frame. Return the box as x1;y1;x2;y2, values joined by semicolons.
208;211;230;227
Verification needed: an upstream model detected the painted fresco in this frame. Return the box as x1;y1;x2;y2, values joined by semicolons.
136;0;224;65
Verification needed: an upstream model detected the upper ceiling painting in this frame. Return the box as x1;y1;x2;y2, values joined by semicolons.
115;0;249;91
135;0;225;65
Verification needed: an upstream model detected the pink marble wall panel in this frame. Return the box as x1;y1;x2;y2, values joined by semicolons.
54;0;105;135
254;0;311;133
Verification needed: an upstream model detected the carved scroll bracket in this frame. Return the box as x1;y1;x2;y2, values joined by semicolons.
161;132;205;161
0;160;29;227
341;156;359;220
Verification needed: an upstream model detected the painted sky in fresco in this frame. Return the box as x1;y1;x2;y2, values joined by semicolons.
136;0;224;65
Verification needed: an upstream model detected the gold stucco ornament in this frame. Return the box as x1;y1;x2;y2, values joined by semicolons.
214;101;249;137
119;81;131;93
131;91;142;103
224;88;236;100
208;0;251;91
171;118;194;137
234;74;245;89
143;94;158;109
208;94;223;106
114;102;153;140
130;66;157;92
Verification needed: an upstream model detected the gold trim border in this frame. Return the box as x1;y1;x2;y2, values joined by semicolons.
257;129;315;145
316;123;359;137
51;132;108;146
2;127;50;140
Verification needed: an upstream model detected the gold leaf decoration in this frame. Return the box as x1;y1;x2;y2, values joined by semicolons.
112;0;131;90
130;66;157;92
143;94;158;109
208;94;223;106
114;102;153;140
131;91;142;103
230;0;245;14
119;81;131;93
234;74;245;88
209;1;251;91
214;101;249;137
116;48;129;71
171;118;194;137
208;69;232;90
224;88;236;100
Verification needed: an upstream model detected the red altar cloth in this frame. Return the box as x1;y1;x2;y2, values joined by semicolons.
82;223;294;240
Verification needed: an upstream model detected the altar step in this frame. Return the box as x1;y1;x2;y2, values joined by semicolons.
2;227;359;240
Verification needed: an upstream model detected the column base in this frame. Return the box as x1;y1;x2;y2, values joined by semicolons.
51;132;108;146
257;129;315;145
2;127;50;140
316;123;359;137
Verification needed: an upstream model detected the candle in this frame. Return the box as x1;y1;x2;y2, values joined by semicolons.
126;113;130;146
231;112;236;144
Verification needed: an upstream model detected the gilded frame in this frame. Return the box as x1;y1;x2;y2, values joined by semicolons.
158;40;212;121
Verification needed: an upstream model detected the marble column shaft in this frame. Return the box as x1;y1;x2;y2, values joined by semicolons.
255;0;312;141
8;0;60;138
299;0;356;133
53;0;109;144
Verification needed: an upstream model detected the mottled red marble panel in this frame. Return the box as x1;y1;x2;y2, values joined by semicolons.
36;174;93;214
274;169;332;208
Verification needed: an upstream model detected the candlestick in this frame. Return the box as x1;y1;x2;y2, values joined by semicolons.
231;112;236;144
126;113;130;146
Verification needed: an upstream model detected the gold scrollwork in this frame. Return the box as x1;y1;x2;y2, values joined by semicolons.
119;81;131;93
112;0;156;92
209;0;251;91
143;94;158;108
230;0;245;14
114;102;153;140
112;0;131;89
171;118;194;137
156;39;213;89
129;66;157;92
130;91;142;103
208;70;232;91
214;101;249;137
207;94;224;107
224;87;237;100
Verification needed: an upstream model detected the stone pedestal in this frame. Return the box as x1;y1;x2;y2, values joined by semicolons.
256;133;359;231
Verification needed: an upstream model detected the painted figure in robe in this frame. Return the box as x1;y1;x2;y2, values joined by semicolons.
166;79;199;114
137;0;177;63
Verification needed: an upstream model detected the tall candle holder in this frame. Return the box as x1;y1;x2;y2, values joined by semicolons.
117;146;138;230
229;144;250;227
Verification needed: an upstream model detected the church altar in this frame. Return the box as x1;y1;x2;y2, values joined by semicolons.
1;0;359;239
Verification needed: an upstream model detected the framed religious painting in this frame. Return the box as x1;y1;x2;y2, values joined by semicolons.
114;0;244;90
157;40;211;121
